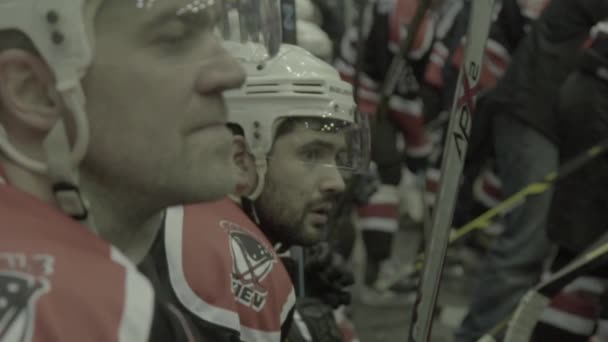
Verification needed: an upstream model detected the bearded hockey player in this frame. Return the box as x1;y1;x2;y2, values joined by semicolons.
0;0;283;340
150;44;369;342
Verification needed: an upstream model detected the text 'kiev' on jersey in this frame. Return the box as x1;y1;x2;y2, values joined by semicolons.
164;198;296;342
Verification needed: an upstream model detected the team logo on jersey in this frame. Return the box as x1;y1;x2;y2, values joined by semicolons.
0;271;51;342
221;220;276;312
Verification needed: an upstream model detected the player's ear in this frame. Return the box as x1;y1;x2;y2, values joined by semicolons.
0;49;61;132
232;135;250;173
231;135;259;196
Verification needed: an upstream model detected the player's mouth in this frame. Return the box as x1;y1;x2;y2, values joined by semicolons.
308;203;333;225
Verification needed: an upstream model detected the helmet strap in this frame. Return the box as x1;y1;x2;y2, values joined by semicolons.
247;156;268;201
43;88;95;232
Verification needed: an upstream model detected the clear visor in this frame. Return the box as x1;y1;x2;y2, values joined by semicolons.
95;0;282;66
268;112;371;178
217;0;282;62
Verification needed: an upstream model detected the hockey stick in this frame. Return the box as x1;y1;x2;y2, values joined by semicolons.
323;0;371;244
353;0;370;106
407;2;494;341
376;138;608;291
375;0;432;122
280;0;297;45
281;0;308;298
476;230;608;342
336;0;432;233
325;0;427;247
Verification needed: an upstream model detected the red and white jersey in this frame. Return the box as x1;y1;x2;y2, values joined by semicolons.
164;198;296;342
336;0;435;159
0;170;155;342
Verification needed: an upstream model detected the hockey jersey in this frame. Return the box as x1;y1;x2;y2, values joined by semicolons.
0;169;155;342
426;0;552;97
163;198;296;342
336;0;435;159
491;0;608;142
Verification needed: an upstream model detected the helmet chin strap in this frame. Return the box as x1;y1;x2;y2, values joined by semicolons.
247;154;268;201
239;155;267;228
240;154;292;253
42;86;95;233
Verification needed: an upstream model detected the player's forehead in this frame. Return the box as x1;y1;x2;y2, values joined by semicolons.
280;124;347;150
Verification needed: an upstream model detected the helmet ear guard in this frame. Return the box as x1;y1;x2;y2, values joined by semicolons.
0;0;93;174
232;117;271;201
0;0;99;225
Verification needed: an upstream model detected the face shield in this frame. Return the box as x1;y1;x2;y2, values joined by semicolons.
268;107;371;179
217;0;282;62
93;0;282;67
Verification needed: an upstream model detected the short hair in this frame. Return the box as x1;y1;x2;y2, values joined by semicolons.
227;118;336;141
0;29;38;56
274;116;346;140
227;122;245;136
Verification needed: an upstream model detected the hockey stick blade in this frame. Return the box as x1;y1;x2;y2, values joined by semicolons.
407;1;495;341
377;139;608;292
503;291;551;342
491;230;608;342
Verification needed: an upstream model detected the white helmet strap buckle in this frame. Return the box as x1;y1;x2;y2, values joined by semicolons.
44;120;89;223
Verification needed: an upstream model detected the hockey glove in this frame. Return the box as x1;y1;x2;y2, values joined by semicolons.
304;242;355;308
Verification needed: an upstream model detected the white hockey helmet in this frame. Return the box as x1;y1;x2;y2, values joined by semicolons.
0;0;282;219
225;44;371;199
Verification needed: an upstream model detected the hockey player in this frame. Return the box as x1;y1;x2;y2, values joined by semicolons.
424;0;546;263
335;0;438;304
0;0;281;340
153;44;369;342
527;21;608;342
455;1;608;341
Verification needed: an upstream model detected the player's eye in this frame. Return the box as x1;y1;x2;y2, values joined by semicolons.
299;147;323;164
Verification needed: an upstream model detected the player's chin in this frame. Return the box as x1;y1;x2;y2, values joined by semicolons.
296;223;324;246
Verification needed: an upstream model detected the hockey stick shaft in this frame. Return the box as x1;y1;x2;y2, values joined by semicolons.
280;0;298;44
353;0;370;105
407;2;494;341
281;0;309;298
376;139;608;291
375;0;431;122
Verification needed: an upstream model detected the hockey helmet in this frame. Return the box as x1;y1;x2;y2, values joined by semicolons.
225;43;371;199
